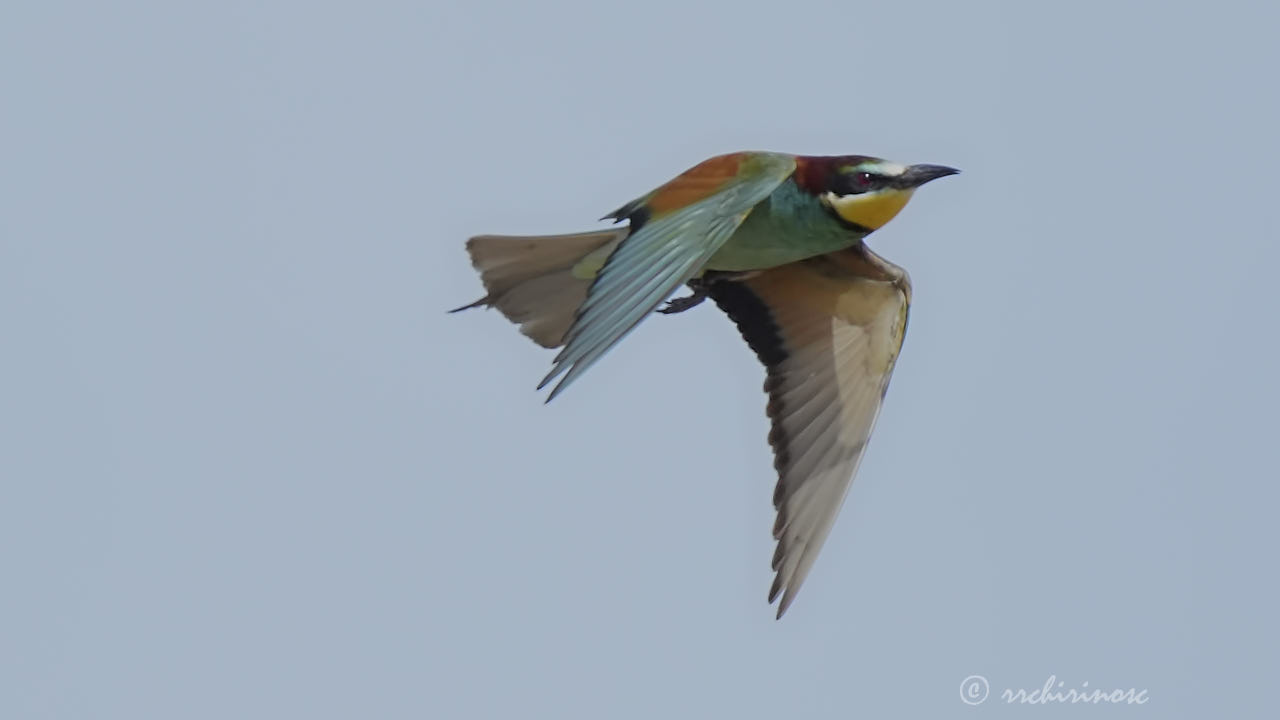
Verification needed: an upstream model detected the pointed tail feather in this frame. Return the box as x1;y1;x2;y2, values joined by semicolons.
452;229;625;348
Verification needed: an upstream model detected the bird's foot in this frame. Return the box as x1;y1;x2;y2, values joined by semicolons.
658;282;708;314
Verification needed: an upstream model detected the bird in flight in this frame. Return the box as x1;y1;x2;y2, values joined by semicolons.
453;151;957;617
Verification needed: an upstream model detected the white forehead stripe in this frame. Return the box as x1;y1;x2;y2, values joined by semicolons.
861;161;907;177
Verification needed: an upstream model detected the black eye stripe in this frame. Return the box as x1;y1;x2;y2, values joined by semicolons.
831;170;885;196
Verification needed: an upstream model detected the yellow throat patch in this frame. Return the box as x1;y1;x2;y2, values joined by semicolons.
825;188;916;231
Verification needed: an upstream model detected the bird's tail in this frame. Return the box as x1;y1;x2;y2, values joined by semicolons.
451;229;626;348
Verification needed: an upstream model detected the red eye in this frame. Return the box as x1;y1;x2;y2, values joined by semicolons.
855;172;874;187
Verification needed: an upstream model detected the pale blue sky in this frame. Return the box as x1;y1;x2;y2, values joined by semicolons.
3;1;1278;717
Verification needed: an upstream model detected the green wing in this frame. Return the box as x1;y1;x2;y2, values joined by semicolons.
538;153;796;400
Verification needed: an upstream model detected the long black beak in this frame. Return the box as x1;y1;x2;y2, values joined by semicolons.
901;164;960;188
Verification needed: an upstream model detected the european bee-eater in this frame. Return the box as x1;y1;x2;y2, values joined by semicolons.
454;151;958;617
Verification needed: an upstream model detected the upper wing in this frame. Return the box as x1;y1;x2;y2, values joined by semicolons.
538;152;796;400
707;245;912;617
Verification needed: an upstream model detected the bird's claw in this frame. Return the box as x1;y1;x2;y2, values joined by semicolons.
658;284;708;314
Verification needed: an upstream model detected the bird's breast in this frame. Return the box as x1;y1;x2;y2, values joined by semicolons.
704;180;866;272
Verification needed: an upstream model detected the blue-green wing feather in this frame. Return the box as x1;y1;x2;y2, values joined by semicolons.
538;155;795;400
